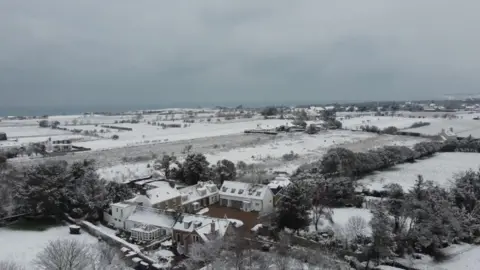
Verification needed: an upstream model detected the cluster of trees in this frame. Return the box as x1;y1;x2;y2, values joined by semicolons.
275;167;480;266
359;125;398;134
275;175;361;233
0;142;47;159
409;121;430;128
260;107;279;117
155;153;237;186
367;170;480;262
441;136;480;153
0;159;134;221
317;142;441;179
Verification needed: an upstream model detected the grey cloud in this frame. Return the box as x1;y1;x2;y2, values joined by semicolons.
1;0;480;109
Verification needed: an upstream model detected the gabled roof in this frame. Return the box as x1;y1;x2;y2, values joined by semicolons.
219;181;270;200
173;214;229;236
129;181;181;205
268;176;291;190
179;181;218;205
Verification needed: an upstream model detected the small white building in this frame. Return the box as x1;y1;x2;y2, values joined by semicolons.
219;181;274;214
45;138;72;153
106;202;137;229
179;181;219;213
268;175;291;195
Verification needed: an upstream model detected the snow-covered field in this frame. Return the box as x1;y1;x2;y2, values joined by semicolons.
205;130;374;166
74;119;289;150
339;116;425;130
403;119;480;138
358;153;480;192
0;225;98;268
0;126;70;138
95;131;428;182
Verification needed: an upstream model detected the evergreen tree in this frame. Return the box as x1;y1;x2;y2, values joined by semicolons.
368;204;396;266
275;182;311;232
183;153;210;185
15;161;69;217
214;159;236;185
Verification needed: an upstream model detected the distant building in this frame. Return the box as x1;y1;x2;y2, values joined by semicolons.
0;132;6;141
45;138;72;153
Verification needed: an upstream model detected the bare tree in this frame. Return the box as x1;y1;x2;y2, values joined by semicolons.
90;242;128;270
0;261;25;270
345;215;367;242
35;239;92;270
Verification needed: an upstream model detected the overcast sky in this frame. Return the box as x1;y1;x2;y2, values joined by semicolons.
1;0;480;108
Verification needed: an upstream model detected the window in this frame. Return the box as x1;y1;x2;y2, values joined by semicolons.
120;209;123;218
222;187;228;192
116;208;118;212
176;233;181;242
192;235;200;242
231;188;236;193
238;189;244;194
256;192;261;196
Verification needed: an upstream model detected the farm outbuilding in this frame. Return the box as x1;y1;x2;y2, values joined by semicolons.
0;132;6;141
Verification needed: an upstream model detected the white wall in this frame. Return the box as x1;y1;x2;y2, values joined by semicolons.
261;189;274;214
111;204;136;229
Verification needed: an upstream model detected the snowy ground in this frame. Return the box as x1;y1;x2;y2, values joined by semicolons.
93;130;428;182
394;244;480;270
403;118;480;138
74;119;288;150
0;225;99;268
204;130;374;168
358;153;480;192
339;116;427;130
0;126;71;138
309;208;373;235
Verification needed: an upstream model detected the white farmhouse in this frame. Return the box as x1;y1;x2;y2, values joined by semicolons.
219;181;274;214
179;181;219;213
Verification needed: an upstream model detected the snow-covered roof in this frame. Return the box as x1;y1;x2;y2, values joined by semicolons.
173;213;229;239
219;181;270;200
179;181;218;205
142;181;181;205
126;209;177;229
111;202;135;209
194;218;230;242
169;162;179;170
268;176;292;190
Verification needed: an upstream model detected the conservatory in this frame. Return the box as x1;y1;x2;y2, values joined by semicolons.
130;224;162;241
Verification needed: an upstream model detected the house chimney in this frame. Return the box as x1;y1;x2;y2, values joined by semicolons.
210;220;216;233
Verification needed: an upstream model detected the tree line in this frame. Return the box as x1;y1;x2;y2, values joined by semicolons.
0;160;134;222
154;153;237;186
